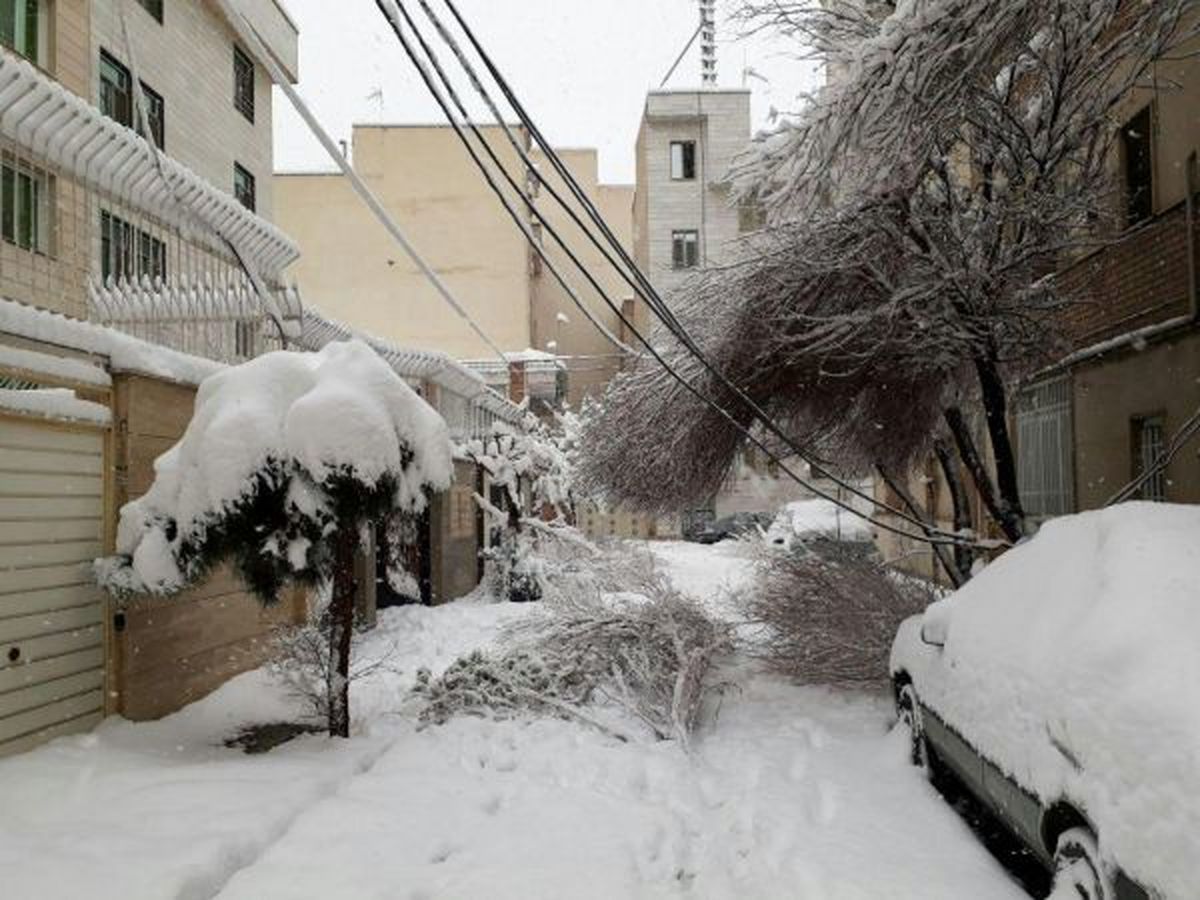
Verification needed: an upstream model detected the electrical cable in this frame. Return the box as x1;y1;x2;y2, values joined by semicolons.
392;0;975;544
374;0;635;356
377;0;982;549
215;0;510;366
425;0;941;535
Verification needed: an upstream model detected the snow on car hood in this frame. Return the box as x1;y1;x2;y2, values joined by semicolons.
892;503;1200;898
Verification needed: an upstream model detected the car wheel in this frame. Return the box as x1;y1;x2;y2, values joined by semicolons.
1049;827;1114;900
896;683;931;774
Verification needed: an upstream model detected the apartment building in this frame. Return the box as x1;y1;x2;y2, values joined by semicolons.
632;88;751;301
1016;40;1200;517
0;0;299;336
275;124;636;409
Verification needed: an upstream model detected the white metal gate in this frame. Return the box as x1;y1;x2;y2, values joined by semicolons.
0;416;106;756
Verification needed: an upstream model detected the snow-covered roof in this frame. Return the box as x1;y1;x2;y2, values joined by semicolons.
0;296;223;386
0;50;299;279
299;309;523;424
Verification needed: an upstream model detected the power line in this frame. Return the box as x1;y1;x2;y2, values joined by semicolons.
377;0;983;549
215;0;509;365
373;0;635;357
426;0;939;535
387;0;980;547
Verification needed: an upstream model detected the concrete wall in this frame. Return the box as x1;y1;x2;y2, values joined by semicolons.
634;89;751;300
109;372;303;721
1072;328;1200;509
91;0;292;220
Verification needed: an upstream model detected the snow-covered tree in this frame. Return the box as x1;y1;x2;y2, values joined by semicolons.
459;413;578;602
97;340;453;737
581;0;1196;567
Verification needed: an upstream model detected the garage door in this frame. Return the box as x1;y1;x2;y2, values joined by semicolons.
0;417;106;757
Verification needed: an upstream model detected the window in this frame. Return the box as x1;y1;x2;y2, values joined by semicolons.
140;82;165;149
101;211;166;282
233;45;255;123
670;141;696;181
135;0;162;23
100;51;165;149
233;163;256;212
1;159;51;253
0;0;46;66
1016;378;1074;518
1122;105;1153;226
1132;414;1167;502
100;50;133;129
671;229;699;269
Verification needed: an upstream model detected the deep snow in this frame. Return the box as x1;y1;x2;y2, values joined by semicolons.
0;541;1025;899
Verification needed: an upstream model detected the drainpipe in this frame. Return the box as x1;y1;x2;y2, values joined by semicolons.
1188;151;1198;322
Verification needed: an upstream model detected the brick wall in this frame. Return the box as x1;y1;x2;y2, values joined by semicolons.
1057;201;1198;347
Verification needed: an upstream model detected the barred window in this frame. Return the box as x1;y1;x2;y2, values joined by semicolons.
233;163;256;212
101;210;165;282
1016;377;1074;519
672;229;699;269
1132;415;1167;502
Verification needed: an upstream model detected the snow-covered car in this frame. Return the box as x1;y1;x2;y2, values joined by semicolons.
763;498;874;550
890;504;1200;900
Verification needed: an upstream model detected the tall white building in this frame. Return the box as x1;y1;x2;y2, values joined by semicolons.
632;88;752;302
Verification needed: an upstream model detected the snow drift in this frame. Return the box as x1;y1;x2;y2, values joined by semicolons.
99;340;453;596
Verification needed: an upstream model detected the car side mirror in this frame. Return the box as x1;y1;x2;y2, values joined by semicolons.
920;617;947;648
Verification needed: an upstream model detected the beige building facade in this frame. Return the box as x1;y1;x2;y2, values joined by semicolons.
275;125;635;408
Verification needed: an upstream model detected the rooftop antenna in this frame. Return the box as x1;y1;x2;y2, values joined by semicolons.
700;0;717;86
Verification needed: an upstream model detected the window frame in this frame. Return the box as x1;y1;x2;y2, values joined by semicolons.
99;49;134;130
100;209;166;283
1121;104;1154;228
233;44;255;123
1015;377;1075;519
670;140;697;181
233;162;256;213
0;0;48;67
671;229;700;269
134;0;163;23
1;157;52;254
139;80;165;150
1131;413;1167;502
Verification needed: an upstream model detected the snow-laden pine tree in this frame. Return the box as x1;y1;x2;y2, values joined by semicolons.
97;340;453;737
581;0;1197;578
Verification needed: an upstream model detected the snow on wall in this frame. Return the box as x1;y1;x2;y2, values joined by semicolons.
0;345;112;387
0;297;221;386
0;388;112;426
109;340;453;594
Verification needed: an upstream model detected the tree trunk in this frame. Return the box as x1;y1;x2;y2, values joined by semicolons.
876;465;966;588
327;526;358;739
944;406;1022;544
933;439;976;577
974;354;1026;537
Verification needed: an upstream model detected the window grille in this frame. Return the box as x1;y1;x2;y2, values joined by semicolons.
1016;377;1074;518
1132;415;1167;502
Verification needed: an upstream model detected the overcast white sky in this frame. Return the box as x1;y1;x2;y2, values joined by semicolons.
272;0;820;185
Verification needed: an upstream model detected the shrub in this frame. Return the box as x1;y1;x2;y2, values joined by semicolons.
744;539;936;688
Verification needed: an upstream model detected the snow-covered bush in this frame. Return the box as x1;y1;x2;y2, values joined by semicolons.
96;340;453;736
744;541;935;688
461;414;579;603
414;586;733;747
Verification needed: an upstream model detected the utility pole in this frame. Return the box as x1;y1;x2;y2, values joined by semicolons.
700;0;717;85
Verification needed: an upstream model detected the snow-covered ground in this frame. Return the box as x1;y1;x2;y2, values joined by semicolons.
0;541;1026;899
